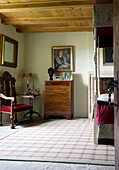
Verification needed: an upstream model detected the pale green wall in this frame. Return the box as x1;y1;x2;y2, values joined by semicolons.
24;32;93;118
0;21;24;123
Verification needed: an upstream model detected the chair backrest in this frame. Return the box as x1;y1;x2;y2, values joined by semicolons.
0;71;16;106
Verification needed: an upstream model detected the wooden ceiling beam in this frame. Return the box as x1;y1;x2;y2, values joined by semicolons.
16;26;92;33
2;16;92;25
0;0;113;3
0;0;113;12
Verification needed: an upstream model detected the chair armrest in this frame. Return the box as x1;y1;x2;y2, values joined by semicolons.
0;93;14;102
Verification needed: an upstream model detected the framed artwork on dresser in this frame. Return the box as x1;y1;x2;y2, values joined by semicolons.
52;46;74;72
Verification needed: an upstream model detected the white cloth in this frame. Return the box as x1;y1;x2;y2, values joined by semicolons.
97;93;114;103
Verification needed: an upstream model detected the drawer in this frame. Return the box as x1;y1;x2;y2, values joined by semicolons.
45;99;70;106
45;81;70;86
45;106;70;113
44;92;70;98
45;85;70;91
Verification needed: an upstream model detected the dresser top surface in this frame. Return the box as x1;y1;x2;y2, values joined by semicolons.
45;80;73;82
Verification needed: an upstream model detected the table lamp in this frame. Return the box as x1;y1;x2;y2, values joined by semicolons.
23;73;33;94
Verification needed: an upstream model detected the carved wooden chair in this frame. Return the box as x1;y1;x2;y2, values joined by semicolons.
0;71;33;129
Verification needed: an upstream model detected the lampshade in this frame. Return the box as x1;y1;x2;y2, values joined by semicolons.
23;73;33;79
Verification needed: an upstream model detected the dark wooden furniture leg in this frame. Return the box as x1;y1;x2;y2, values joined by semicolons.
10;114;15;129
0;112;3;126
24;110;41;118
15;113;18;124
23;97;41;119
66;115;72;120
10;102;15;129
29;110;33;122
44;114;48;119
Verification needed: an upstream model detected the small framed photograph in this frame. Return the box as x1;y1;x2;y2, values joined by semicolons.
64;72;72;80
55;76;61;80
103;47;113;66
52;46;73;72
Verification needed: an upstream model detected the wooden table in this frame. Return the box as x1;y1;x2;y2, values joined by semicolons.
17;93;41;119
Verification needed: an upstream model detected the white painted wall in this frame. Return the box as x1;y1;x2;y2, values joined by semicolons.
24;32;93;118
0;21;24;123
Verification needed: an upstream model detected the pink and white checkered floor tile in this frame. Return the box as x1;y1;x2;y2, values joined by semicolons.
0;119;115;165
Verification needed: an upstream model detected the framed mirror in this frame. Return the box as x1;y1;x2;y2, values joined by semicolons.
0;34;18;68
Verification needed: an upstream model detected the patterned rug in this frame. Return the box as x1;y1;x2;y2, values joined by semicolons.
0;119;115;165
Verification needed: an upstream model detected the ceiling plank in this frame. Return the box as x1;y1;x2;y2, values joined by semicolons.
0;0;113;3
0;0;113;12
2;16;92;25
16;25;92;33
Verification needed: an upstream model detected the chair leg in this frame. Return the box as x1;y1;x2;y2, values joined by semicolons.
15;113;18;124
10;113;15;129
0;112;3;126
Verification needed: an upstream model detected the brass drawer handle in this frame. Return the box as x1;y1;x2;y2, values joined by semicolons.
62;94;67;96
48;94;53;96
62;109;67;112
49;101;53;104
62;83;66;85
62;88;67;90
47;82;52;85
47;88;53;90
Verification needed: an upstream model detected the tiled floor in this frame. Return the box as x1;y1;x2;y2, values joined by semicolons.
0;119;115;170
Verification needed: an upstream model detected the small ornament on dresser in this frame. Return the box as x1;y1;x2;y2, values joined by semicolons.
55;76;61;80
35;88;40;94
48;67;55;80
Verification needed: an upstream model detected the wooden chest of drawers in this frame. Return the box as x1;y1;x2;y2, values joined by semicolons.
44;80;73;119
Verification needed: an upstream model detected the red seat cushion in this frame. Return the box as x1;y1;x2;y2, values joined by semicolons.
0;104;32;113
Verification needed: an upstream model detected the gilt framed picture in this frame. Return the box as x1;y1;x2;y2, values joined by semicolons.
52;46;74;72
103;47;114;66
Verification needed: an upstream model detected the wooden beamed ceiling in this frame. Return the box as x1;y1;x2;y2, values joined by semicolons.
0;0;113;33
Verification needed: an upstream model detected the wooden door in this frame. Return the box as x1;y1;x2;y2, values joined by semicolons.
113;0;119;169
